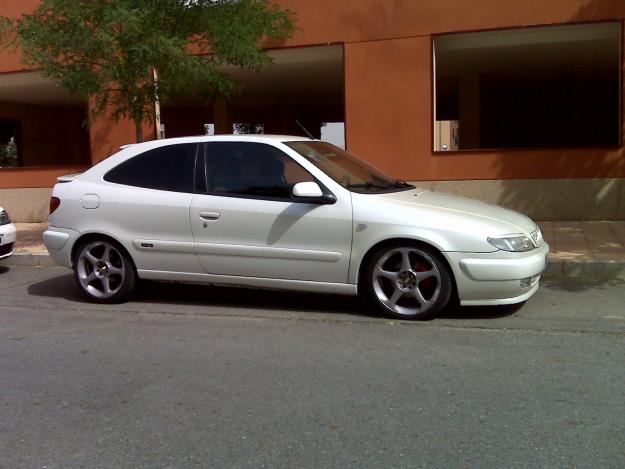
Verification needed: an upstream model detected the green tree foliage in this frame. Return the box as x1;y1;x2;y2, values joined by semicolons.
0;0;294;141
233;122;264;134
0;123;18;168
0;139;18;168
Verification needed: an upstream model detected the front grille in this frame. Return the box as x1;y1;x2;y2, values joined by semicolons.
0;242;14;256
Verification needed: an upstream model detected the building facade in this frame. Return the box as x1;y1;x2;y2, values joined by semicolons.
1;0;624;221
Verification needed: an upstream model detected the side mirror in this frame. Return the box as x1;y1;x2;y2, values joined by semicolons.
292;182;336;204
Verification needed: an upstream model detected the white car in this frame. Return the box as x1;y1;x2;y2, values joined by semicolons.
0;206;16;261
44;135;549;319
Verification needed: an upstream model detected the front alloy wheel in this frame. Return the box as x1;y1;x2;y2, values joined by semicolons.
363;244;452;319
74;240;135;303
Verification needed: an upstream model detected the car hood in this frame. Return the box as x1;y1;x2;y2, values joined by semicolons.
376;188;537;235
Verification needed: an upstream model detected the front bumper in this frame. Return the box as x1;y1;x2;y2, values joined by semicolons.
446;243;549;306
0;223;17;260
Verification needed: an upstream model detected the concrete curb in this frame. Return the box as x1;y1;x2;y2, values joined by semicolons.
4;250;625;280
3;251;57;267
542;259;625;280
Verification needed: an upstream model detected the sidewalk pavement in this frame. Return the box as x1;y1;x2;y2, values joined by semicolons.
5;222;625;279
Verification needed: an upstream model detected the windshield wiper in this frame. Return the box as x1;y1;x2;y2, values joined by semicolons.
392;179;414;188
345;182;389;189
346;180;415;190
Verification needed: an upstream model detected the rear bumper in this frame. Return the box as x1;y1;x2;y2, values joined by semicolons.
43;227;80;268
0;223;17;260
446;243;549;306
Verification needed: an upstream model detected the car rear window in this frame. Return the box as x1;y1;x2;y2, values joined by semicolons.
104;144;197;193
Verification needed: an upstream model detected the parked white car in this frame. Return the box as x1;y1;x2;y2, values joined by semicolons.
44;136;548;319
0;206;16;261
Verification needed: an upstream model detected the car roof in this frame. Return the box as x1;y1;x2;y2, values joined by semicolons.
76;134;320;180
119;134;314;151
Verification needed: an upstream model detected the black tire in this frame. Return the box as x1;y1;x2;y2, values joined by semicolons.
360;242;452;320
73;238;136;304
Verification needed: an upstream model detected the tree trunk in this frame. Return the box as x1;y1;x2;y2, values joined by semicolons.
135;119;143;143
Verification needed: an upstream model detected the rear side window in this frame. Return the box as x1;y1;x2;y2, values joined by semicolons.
105;144;197;193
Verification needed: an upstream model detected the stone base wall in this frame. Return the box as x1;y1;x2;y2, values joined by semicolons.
413;178;625;221
0;188;52;223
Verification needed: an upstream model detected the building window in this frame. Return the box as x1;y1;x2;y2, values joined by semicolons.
433;21;622;151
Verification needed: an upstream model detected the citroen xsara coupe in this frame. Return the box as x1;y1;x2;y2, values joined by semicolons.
44;136;549;319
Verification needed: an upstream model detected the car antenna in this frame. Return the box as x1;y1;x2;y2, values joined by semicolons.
295;120;316;140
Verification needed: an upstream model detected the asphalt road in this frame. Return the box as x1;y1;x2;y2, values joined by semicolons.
1;265;624;468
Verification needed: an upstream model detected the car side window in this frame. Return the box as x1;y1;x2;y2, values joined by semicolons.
104;144;198;193
203;142;315;199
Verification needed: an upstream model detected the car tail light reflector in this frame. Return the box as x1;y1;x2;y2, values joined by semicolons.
50;197;61;214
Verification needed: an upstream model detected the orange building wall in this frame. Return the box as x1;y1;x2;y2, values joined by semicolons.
343;35;625;181
1;0;155;175
0;166;86;189
278;0;624;46
89;105;156;164
0;0;39;74
278;0;625;181
1;0;625;185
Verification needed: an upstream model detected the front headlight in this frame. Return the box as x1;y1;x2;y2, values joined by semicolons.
487;235;535;252
0;210;10;225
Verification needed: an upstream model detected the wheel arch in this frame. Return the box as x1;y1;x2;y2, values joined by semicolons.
356;237;458;301
71;232;137;275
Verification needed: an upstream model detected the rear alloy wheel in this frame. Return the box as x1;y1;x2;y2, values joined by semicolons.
73;240;135;303
362;243;452;320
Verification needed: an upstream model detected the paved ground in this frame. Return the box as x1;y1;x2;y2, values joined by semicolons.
1;265;624;468
12;223;47;254
539;221;625;261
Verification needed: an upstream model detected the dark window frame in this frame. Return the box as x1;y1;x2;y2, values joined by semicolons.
198;141;336;204
431;19;624;154
104;143;200;194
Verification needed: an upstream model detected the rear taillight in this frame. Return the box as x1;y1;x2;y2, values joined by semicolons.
50;197;61;214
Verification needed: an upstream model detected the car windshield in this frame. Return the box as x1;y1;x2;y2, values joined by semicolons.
285;141;414;193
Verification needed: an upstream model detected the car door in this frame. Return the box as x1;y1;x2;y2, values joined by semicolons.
101;142;202;274
189;141;352;283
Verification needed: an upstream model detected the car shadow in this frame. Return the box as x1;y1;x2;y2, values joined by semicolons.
27;274;374;318
27;274;525;321
133;280;373;317
0;265;9;274
27;273;79;299
437;301;525;320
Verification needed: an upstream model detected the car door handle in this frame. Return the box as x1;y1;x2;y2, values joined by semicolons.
199;211;220;221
